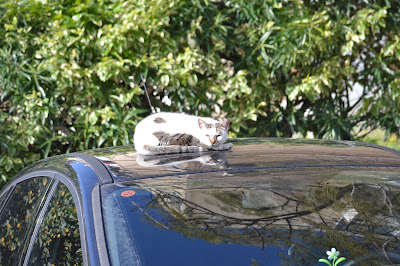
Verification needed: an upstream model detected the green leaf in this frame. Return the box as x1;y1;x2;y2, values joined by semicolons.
334;257;346;266
318;259;332;266
259;31;272;44
89;112;98;125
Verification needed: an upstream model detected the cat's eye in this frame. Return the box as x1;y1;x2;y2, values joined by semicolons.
206;134;210;137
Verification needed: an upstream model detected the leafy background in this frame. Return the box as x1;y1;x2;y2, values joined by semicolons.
1;0;400;185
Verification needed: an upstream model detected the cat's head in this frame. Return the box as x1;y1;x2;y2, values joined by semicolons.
197;153;229;169
198;118;230;147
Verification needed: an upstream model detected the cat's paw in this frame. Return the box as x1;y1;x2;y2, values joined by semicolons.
213;143;233;151
222;142;233;150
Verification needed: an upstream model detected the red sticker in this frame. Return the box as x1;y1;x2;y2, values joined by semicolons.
121;190;136;197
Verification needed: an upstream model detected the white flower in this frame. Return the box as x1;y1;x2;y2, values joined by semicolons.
326;247;340;260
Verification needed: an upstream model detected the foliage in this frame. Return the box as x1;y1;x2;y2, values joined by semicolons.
1;0;400;184
361;129;400;150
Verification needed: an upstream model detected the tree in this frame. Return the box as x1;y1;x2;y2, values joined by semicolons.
1;0;400;183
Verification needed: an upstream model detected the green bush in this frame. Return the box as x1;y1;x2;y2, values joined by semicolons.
1;0;400;184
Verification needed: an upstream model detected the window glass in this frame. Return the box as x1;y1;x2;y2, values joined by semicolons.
0;177;51;265
28;182;82;265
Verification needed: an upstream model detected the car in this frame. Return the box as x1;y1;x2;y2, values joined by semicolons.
0;138;399;265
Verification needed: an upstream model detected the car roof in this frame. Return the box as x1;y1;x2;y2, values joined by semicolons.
85;138;400;265
80;138;400;184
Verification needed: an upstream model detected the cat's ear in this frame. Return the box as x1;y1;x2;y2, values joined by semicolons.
220;119;230;130
198;119;208;129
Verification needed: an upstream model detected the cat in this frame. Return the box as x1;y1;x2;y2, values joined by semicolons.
134;112;233;155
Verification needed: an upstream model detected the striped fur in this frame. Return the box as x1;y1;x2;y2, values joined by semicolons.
153;131;207;147
143;145;207;155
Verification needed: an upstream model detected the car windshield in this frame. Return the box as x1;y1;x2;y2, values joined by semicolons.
100;163;400;265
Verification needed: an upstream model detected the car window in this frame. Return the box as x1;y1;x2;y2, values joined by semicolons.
0;177;52;265
27;182;82;265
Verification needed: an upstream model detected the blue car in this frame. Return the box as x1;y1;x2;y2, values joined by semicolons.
0;138;399;265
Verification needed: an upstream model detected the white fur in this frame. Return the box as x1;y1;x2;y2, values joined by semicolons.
134;112;231;155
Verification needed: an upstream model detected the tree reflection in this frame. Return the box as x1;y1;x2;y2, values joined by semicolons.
28;182;82;265
125;151;400;264
131;179;400;264
0;177;51;265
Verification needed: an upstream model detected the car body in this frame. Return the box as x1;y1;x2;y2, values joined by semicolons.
0;138;400;265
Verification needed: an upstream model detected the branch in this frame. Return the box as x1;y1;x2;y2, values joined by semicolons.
131;199;169;230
